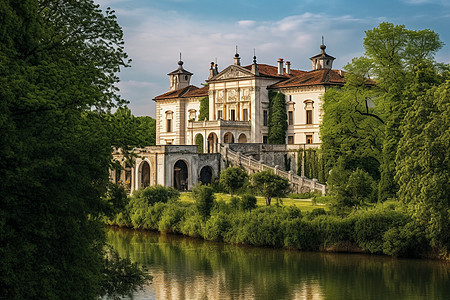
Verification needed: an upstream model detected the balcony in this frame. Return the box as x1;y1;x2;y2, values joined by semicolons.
188;119;251;130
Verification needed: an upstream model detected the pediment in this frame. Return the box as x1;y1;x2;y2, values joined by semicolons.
209;65;254;81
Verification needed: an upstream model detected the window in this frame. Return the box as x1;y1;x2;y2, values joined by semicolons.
288;136;294;144
306;135;313;144
243;109;248;121
166;111;173;132
306;110;313;124
288;111;293;125
217;110;223;120
263;136;268;144
263;110;268;126
230;109;236;121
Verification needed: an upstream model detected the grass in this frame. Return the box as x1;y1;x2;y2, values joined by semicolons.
179;192;327;212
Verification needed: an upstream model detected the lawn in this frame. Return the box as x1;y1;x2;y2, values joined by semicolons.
179;192;327;212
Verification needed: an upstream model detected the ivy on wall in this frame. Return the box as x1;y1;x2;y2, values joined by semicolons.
198;96;209;121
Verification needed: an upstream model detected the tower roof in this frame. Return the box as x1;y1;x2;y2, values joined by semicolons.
167;60;193;76
309;43;335;61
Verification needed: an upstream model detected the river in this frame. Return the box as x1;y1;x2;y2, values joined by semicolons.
107;227;450;300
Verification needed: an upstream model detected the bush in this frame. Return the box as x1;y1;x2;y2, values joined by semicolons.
158;203;186;233
382;222;427;257
354;210;409;253
133;185;180;206
229;196;241;210
240;194;257;211
219;166;248;195
283;218;321;250
203;212;231;241
192;184;215;218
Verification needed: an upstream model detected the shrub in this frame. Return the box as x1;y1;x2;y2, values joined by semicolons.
203;212;231;241
354;210;409;253
158;203;186;233
219;166;248;195
382;222;428;257
230;196;241;210
240;194;257;211
192;184;215;218
283;218;321;251
250;170;290;206
132;185;180;206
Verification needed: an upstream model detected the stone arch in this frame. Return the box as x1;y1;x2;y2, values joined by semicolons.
195;133;204;153
207;132;218;153
173;160;189;191
238;133;247;143
199;166;213;185
138;160;151;189
224;132;234;144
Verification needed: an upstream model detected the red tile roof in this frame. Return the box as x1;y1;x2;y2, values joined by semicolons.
268;69;346;88
153;85;209;101
182;85;208;98
242;64;306;78
153;85;198;100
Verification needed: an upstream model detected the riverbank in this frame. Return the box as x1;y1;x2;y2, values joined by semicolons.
106;190;448;260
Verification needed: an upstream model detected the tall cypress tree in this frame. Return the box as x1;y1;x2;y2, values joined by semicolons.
268;91;288;144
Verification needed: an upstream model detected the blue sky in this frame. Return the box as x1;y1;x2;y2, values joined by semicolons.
95;0;450;117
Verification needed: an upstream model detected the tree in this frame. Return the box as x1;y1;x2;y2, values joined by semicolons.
321;22;446;202
268;91;288;144
219;166;248;196
0;1;148;298
395;81;450;252
251;170;290;206
192;184;215;218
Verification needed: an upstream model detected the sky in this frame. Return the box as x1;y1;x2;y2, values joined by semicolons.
94;0;450;117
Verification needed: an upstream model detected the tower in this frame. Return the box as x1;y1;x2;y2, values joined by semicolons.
310;37;335;70
168;55;193;91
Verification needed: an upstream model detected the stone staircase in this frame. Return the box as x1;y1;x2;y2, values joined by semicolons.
218;144;326;194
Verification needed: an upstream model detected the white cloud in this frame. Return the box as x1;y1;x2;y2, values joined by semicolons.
113;9;376;117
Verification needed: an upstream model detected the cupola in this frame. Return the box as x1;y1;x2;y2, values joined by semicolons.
168;54;193;91
309;37;335;70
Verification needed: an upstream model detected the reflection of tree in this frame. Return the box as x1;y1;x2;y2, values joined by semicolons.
107;228;450;300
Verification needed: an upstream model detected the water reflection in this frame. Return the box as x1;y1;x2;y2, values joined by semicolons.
107;227;450;300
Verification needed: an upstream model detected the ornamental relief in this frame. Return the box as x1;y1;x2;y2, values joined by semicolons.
227;89;237;101
241;88;250;101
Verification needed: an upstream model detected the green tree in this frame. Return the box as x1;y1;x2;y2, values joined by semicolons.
192;184;215;218
395;81;450;253
219;166;248;196
0;1;148;298
195;134;204;153
321;22;446;202
251;170;290;206
198;96;209;121
268;91;288;144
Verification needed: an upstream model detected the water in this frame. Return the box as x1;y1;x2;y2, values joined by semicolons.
107;227;450;300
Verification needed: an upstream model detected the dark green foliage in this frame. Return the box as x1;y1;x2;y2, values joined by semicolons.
198;96;209;121
353;210;409;253
395;80;450;252
103;183;129;216
327;159;377;213
251;170;290;206
132;185;180;206
195;134;204;153
240;194;257;211
0;0;149;298
193;184;216;218
219;166;248;196
268;91;288;144
297;148;326;182
230;196;241;210
382;222;427;257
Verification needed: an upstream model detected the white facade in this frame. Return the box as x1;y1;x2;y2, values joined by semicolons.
153;44;344;151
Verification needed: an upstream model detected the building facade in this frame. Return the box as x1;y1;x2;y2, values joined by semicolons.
153;43;345;151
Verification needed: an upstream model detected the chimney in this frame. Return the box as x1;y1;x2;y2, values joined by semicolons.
251;54;259;75
285;61;291;75
208;62;218;79
277;58;284;75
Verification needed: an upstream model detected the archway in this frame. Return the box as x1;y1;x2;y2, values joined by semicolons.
140;161;150;188
207;132;218;153
224;132;234;144
173;160;188;191
195;133;204;153
199;166;213;185
238;133;247;143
